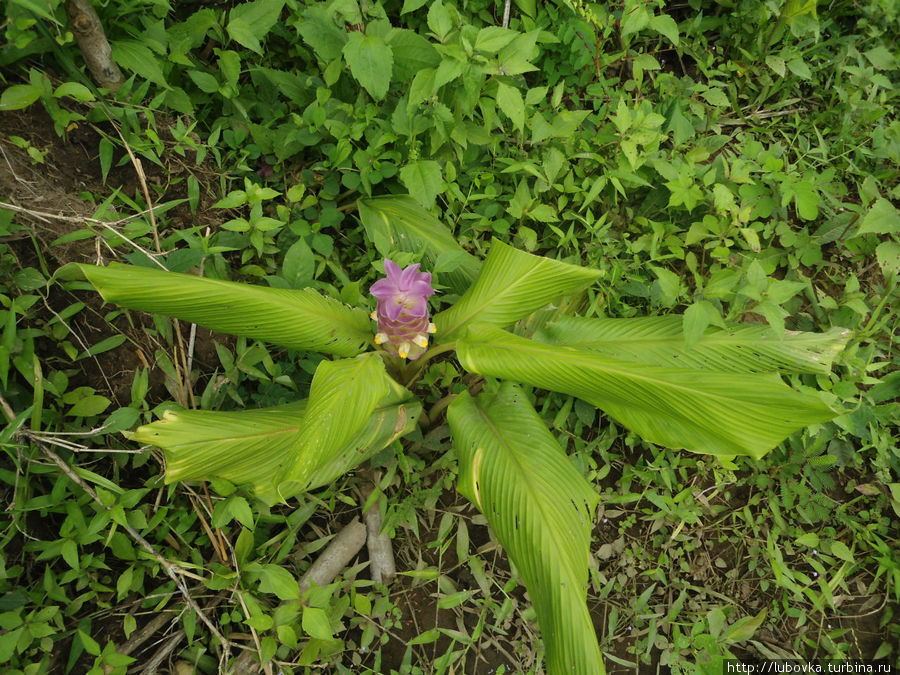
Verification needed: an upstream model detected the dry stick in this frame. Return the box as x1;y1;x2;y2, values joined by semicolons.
502;0;512;28
137;630;186;675
0;396;229;649
717;107;808;126
64;0;124;91
235;591;274;675
113;127;161;255
298;518;367;597
117;610;177;656
0;201;167;269
358;471;396;586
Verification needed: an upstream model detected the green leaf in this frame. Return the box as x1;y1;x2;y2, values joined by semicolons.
793;181;819;221
766;55;786;77
531;110;590;144
857;198;899;235
343;32;393;100
302;607;333;639
385;29;440;80
864;45;896;70
722;608;767;643
229;496;254;528
78;629;101;656
401;0;429;13
258;564;299;600
875;240;900;276
649;13;679;46
280;355;392;489
297;5;347;61
621;4;650;39
649;265;681;306
111;41;167;86
53;82;95;102
495;80;525;131
682;302;713;349
474;27;517;53
0;84;42;111
133;363;420;503
534;316;850;375
458;324;838;459
69;395;112;418
60;263;371;357
399;159;443;209
787;57;812;79
427;1;452;39
62;539;80;569
227;0;284;54
433;240;601;341
829;541;855;563
449;383;604;675
357;195;481;294
188;70;219;93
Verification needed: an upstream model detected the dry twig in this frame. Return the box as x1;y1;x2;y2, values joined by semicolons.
298;518;367;597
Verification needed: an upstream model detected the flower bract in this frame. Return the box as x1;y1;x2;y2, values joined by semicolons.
370;259;436;360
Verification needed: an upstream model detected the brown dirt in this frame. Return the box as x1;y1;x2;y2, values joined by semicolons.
1;105;223;408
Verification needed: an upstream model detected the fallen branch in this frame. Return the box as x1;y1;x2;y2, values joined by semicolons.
359;472;396;586
117;610;176;657
64;0;124;91
298;518;367;597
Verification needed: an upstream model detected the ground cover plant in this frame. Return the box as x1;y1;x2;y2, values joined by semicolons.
1;0;898;673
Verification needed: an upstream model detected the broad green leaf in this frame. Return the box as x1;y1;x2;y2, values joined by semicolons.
427;1;452;39
399;159;442;209
449;383;603;675
111;41;167;86
531;110;590;144
297;5;347;61
59;263;370;357
357;195;481;295
495;80;525;131
722;608;767;643
433;240;601;341
134;401;309;490
343;32;393;100
302;607;333;639
621;4;650;39
857;198;899;235
458;324;838;459
258;564;300;600
132;367;420;504
53;82;95;102
401;0;429;13
386;29;440;80
69;395;112;418
474;27;517;53
649;13;679;46
0;84;42;111
534;316;850;375
279;354;412;494
227;0;284;54
875;240;900;276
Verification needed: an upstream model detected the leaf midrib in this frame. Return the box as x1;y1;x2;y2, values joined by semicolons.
470;399;588;586
467;330;805;409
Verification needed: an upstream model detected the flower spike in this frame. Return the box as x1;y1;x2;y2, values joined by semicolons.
370;259;436;360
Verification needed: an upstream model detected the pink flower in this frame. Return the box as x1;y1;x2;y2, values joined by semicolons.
370;259;436;360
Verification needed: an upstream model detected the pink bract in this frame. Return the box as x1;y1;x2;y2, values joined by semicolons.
369;259;436;360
